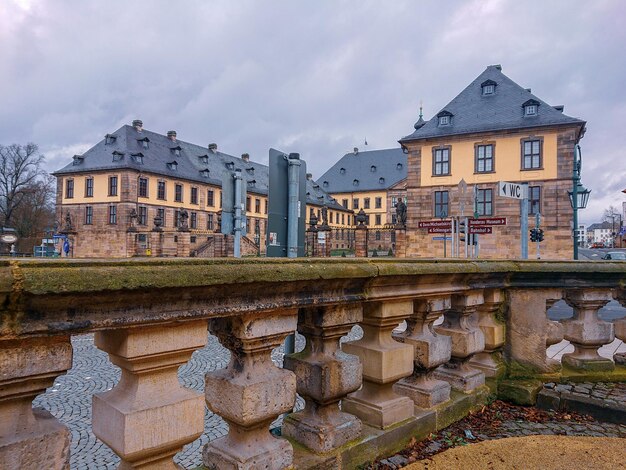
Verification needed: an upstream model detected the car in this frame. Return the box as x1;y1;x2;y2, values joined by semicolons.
590;242;605;249
601;251;626;260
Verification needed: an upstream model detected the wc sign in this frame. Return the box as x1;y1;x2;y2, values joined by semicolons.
498;181;527;199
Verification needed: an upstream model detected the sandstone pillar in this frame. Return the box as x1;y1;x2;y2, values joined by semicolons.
126;231;137;257
92;321;207;469
394;228;406;258
177;231;191;257
354;227;367;258
613;289;626;365
203;310;297;469
434;291;485;392
0;336;72;470
342;300;414;429
283;305;362;452
150;231;163;257
393;297;452;408
469;289;506;378
562;289;614;372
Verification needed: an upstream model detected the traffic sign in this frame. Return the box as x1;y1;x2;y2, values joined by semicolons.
428;227;452;234
432;236;452;241
498;181;527;199
468;217;507;226
419;220;451;229
469;226;493;234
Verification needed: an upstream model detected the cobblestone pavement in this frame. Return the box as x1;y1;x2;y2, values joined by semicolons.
35;327;363;470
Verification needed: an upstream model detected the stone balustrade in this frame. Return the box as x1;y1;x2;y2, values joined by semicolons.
0;258;625;469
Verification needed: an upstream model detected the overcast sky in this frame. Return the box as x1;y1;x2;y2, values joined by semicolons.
1;0;625;224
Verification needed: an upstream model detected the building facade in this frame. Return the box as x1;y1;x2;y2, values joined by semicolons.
399;65;586;260
54;120;350;258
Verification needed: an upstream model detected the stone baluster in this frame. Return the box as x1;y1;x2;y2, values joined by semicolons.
282;305;362;452
342;300;414;429
393;296;452;409
203;310;297;469
92;321;207;469
614;289;626;365
434;291;485;392
0;336;72;470
469;289;505;378
562;289;614;371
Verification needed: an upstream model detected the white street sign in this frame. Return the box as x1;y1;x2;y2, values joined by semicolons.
498;181;527;199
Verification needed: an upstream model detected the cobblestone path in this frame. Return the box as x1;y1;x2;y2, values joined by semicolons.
35;328;362;469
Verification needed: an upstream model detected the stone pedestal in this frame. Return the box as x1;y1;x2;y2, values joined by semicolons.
150;230;163;257
394;228;406;258
203;311;297;470
393;297;452;409
613;290;626;365
177;230;191;257
92;322;207;469
283;305;362;452
0;336;72;470
126;231;138;257
343;301;414;429
434;292;485;392
469;289;505;378
562;289;614;372
354;227;368;258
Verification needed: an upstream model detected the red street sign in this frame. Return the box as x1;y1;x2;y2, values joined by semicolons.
419;220;451;229
428;227;452;234
469;226;493;234
468;217;507;227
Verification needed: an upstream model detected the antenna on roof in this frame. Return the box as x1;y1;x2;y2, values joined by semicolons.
419;100;423;119
364;137;368;146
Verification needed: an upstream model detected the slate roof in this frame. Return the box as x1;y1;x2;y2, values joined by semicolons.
587;222;613;231
400;65;585;142
317;148;407;194
54;124;346;211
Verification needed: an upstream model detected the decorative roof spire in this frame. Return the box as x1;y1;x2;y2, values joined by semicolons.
413;100;426;130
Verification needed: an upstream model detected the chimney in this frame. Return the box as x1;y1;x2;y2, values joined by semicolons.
353;147;359;155
241;153;250;162
525;88;532;93
492;64;502;71
167;130;177;141
209;143;218;153
132;120;143;132
553;105;565;113
306;173;313;180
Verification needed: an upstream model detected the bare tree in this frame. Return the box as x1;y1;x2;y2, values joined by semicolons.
0;143;47;226
11;174;56;242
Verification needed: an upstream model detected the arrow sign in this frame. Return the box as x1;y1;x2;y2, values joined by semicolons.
469;226;493;234
468;217;507;226
498;181;527;200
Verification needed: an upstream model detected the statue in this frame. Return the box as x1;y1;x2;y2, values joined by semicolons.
63;211;74;232
128;208;138;232
395;200;407;227
178;208;189;230
321;205;329;228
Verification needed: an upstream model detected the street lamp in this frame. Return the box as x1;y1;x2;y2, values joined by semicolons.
567;144;591;260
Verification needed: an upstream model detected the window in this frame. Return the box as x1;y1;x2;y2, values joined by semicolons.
157;208;165;227
255;198;261;213
264;200;268;214
342;199;348;209
375;197;382;209
433;147;451;176
85;177;94;197
525;105;537;116
375;231;381;241
522;138;542;170
365;215;370;226
483;84;495;95
353;198;359;209
475;144;494;173
191;187;198;205
190;212;197;229
434;191;449;218
529;186;541;215
131;153;144;164
157;181;166;200
476;189;493;216
168;161;178;171
207;190;214;206
175;184;183;202
174;210;180;228
108;205;117;224
84;206;93;225
341;214;345;225
220;192;223;208
139;177;148;198
207;213;214;230
375;214;381;225
246;196;251;212
108;176;118;196
439;115;449;125
138;206;147;225
65;179;74;199
364;198;370;209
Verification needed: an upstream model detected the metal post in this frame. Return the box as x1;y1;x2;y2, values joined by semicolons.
451;218;456;257
233;169;242;258
536;212;541;260
520;183;529;259
464;217;469;258
286;154;301;259
572;145;580;260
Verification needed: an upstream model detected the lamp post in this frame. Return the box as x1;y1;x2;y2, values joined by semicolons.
567;144;591;260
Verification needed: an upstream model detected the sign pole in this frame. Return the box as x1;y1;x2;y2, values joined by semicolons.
536;212;541;260
233;169;242;258
520;184;529;259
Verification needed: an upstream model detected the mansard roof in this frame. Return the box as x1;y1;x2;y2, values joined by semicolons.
400;65;585;142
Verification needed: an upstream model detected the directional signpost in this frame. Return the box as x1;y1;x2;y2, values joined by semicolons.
499;181;529;259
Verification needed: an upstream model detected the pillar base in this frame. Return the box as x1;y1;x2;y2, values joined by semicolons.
469;351;506;379
562;354;615;372
203;433;292;470
394;376;451;409
282;410;361;453
434;364;485;393
342;394;413;429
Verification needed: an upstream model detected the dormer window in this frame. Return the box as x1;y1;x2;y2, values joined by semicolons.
168;161;178;171
225;162;235;170
200;169;210;178
397;163;403;170
437;110;453;126
353;179;359;187
379;177;385;184
137;137;149;149
72;155;84;165
313;183;320;189
370;165;376;172
523;99;540;116
130;153;144;164
323;181;329;188
339;167;346;174
247;179;256;187
246;167;254;175
199;155;209;164
170;146;181;157
481;79;497;95
112;151;125;162
105;134;117;145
